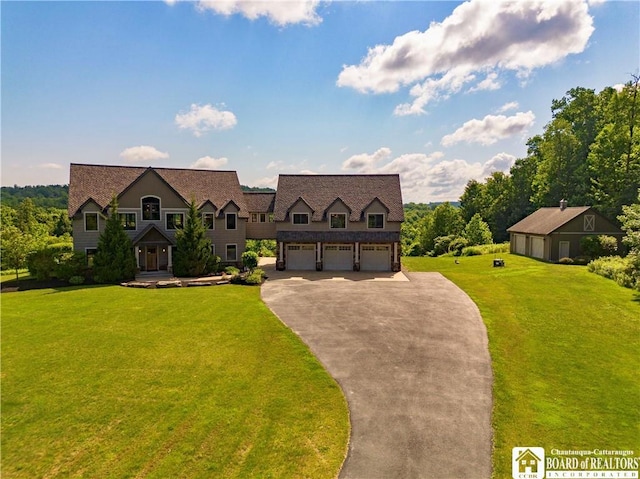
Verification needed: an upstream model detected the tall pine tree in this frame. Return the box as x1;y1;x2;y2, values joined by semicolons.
173;199;212;277
93;196;137;283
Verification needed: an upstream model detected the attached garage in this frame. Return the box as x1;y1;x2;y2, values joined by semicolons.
361;244;391;271
323;244;353;271
286;244;316;270
531;236;544;259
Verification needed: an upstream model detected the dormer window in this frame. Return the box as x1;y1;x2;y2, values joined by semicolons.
226;212;237;230
367;213;384;229
292;213;309;225
142;196;160;221
330;213;347;229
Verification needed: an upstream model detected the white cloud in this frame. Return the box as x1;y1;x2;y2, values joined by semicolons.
497;101;519;113
481;152;516;176
254;175;278;189
119;145;170;163
175;103;237;137
190;156;229;169
194;1;322;26
341;147;515;202
338;0;594;115
38;163;63;169
441;111;535;146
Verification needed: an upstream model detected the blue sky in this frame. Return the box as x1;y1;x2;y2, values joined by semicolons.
2;0;639;202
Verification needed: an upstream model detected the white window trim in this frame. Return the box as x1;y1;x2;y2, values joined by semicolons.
367;213;385;229
330;212;347;229
141;195;161;221
292;212;310;225
211;244;216;256
226;212;237;230
203;212;215;230
226;243;238;261
84;212;99;232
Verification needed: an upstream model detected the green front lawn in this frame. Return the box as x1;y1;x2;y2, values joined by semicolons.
403;254;640;478
1;285;349;478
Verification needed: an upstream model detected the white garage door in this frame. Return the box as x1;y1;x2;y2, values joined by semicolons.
514;234;526;255
361;245;391;271
531;236;544;259
324;244;353;271
287;244;316;270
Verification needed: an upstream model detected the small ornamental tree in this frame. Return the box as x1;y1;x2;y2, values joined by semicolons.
173;199;212;277
242;250;259;272
1;225;36;280
93;196;137;283
463;213;494;246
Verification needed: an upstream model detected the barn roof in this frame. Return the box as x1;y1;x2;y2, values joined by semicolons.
507;206;592;235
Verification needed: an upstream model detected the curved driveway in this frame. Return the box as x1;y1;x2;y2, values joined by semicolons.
261;270;492;479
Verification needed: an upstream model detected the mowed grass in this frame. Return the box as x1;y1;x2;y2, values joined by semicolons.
403;254;639;479
1;285;349;479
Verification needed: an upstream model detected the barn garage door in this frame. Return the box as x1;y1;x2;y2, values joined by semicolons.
361;245;391;271
531;237;544;259
287;244;316;270
324;244;353;271
514;234;526;255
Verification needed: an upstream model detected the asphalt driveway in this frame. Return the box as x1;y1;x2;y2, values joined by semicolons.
261;270;492;479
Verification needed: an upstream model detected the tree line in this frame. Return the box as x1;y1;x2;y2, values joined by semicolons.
461;79;640;242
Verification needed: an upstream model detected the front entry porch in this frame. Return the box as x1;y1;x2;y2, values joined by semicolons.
133;224;175;272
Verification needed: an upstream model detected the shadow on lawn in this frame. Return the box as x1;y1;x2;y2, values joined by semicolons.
0;277;111;294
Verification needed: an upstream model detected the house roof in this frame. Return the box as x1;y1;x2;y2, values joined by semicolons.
243;192;276;212
68;164;248;218
273;174;404;222
507;206;592;235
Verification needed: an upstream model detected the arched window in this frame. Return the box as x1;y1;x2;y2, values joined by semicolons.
142;196;160;221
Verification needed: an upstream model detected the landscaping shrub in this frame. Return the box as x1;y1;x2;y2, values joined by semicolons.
68;275;85;285
587;255;639;290
245;268;266;285
206;254;221;274
224;266;240;276
460;242;510;257
580;235;618;259
433;235;456;256
558;257;574;265
27;243;73;280
448;237;469;256
55;251;89;281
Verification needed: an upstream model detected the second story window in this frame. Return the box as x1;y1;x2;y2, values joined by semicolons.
203;212;214;230
292;213;309;225
226;212;237;230
330;213;347;229
85;212;98;231
367;213;384;229
119;213;136;230
142;196;160;221
166;213;184;230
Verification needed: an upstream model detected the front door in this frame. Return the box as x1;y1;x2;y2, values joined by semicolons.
559;241;570;259
146;247;158;271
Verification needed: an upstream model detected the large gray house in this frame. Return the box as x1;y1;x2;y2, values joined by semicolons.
68;164;404;272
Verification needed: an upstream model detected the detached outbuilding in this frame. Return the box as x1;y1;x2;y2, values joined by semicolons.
507;200;624;262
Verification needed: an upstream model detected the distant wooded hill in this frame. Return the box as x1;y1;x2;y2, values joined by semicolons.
1;185;69;209
0;184;275;210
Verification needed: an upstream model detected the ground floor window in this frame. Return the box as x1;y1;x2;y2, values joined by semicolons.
86;248;97;266
226;244;237;261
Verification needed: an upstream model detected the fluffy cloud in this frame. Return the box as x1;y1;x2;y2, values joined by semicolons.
441;111;535;146
190;156;229;169
342;147;515;202
338;0;594;115
497;101;519;113
119;145;170;163
175;103;237;137
254;175;279;189
194;1;322;26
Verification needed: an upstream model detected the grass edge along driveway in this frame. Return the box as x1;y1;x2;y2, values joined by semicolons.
1;285;350;479
403;254;640;479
